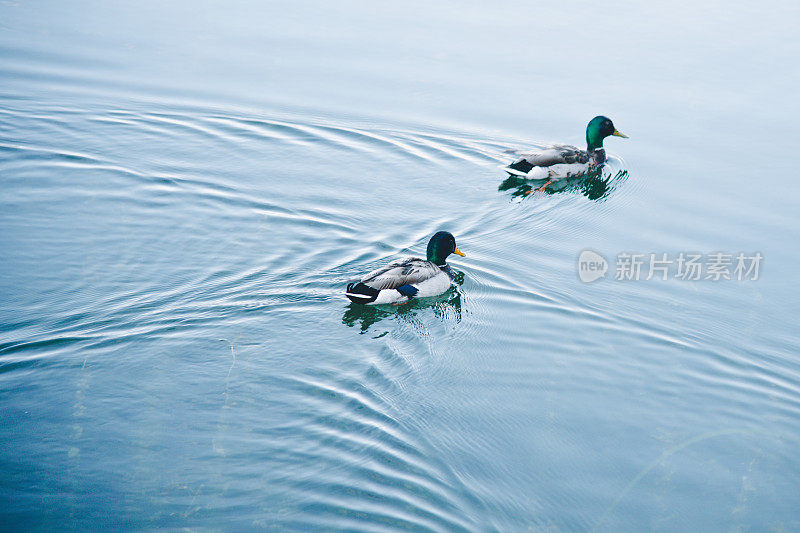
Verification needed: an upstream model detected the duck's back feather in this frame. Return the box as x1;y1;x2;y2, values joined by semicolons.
507;144;589;168
359;257;441;290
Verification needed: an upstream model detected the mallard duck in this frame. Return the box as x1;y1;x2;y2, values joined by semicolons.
346;231;465;305
504;116;627;192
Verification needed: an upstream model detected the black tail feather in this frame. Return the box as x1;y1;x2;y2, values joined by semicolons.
346;282;380;304
506;159;534;174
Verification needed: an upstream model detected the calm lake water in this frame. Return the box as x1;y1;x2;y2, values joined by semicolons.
2;1;799;530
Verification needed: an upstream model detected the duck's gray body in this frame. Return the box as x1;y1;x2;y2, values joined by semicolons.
505;144;606;179
346;257;454;305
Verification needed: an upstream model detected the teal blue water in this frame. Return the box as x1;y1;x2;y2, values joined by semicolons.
2;1;800;530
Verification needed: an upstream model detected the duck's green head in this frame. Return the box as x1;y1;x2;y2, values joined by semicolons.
427;231;465;266
586;116;628;151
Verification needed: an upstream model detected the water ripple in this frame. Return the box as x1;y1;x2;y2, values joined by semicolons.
13;98;788;532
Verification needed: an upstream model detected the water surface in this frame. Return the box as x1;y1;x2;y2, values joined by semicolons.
2;1;800;530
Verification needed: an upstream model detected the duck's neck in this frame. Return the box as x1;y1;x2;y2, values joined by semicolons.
587;137;604;152
427;243;448;265
586;128;605;152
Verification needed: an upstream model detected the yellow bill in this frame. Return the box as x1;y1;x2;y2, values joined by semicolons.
453;248;466;257
612;129;628;138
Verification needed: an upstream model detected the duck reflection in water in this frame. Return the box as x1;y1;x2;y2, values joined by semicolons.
342;279;464;335
499;168;629;201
